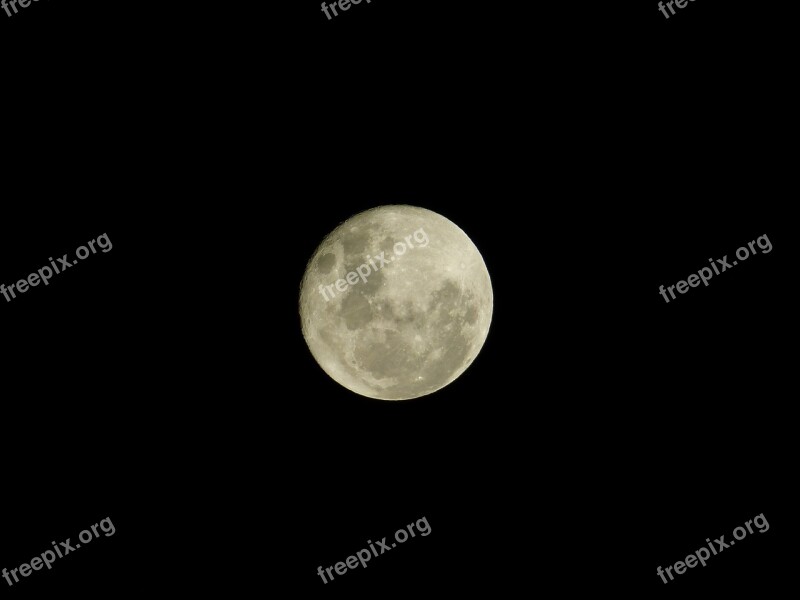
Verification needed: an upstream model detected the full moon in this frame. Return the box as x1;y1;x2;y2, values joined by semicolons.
299;205;493;400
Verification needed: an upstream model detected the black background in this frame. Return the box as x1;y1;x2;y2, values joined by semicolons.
1;0;795;595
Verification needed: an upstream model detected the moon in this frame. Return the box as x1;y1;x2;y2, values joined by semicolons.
299;205;493;400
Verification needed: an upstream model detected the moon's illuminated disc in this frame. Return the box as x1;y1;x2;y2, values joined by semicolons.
299;205;493;400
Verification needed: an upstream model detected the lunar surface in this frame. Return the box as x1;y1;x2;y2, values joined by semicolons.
299;205;493;400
